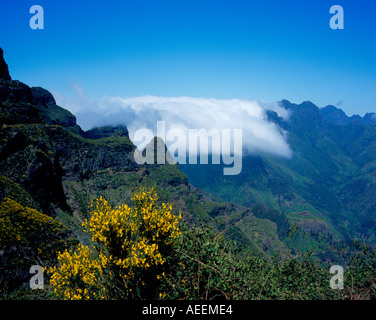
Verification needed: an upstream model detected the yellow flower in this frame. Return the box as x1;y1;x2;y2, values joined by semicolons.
50;187;182;299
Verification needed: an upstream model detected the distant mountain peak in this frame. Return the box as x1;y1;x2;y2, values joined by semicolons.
280;99;319;112
320;105;351;125
320;104;376;126
279;100;321;126
321;105;344;113
363;112;376;125
0;47;11;81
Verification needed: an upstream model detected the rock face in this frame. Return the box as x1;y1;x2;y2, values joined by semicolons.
0;48;139;216
0;48;11;81
31;87;57;106
0;81;78;129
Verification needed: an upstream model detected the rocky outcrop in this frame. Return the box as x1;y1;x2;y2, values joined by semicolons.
0;49;78;129
82;125;129;139
31;86;57;106
0;48;136;215
0;48;11;81
0;80;78;128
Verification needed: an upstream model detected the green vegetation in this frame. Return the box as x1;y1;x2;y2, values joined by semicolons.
5;189;375;300
180;100;376;258
0;196;76;298
1;53;375;300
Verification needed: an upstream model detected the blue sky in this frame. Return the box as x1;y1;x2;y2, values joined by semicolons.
1;0;376;116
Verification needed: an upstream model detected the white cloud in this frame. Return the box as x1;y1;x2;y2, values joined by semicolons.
54;85;292;158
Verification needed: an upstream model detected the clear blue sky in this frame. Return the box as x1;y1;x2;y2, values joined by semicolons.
1;0;376;116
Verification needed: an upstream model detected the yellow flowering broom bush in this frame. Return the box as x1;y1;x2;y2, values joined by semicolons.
49;244;107;300
49;187;181;299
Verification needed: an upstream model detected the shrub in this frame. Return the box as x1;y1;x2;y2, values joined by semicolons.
0;198;74;296
49;187;181;299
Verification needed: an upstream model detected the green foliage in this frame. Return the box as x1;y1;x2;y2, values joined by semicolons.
159;223;336;300
0;198;76;297
159;222;375;300
0;175;40;210
344;240;376;299
2;192;376;300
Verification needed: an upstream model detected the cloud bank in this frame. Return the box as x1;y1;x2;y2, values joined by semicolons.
53;85;292;159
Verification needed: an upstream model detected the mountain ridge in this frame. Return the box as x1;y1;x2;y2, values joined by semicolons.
181;98;376;250
320;103;376;126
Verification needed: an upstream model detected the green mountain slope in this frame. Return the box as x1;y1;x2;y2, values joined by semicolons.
181;99;376;251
